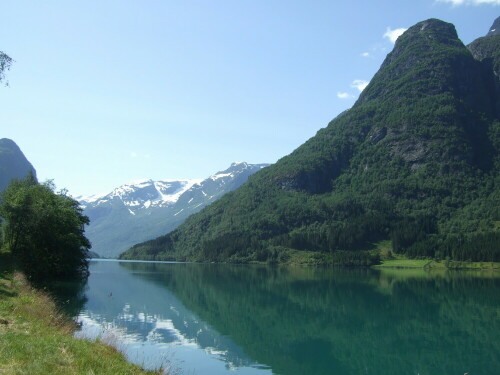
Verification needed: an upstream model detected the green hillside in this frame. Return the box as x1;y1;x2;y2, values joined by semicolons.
121;19;500;264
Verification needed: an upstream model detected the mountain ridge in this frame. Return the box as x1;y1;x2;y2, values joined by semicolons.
0;138;37;192
81;162;269;258
121;17;499;264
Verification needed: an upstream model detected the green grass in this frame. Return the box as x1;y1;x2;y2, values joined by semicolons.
375;258;500;270
370;240;500;270
373;250;500;270
0;251;163;375
373;258;431;268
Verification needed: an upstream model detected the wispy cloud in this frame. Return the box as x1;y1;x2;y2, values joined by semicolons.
337;92;354;100
359;44;388;60
337;79;370;100
130;151;151;159
351;79;369;92
383;27;407;43
436;0;500;5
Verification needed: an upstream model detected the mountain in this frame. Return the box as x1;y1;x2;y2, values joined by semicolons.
487;16;500;37
80;162;268;258
120;18;499;264
0;138;37;192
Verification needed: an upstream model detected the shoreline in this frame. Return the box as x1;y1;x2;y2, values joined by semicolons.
104;253;500;271
373;259;500;270
0;256;163;375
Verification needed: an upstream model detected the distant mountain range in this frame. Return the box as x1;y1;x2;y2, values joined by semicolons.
79;162;269;258
0;136;268;259
0;138;36;191
120;18;500;264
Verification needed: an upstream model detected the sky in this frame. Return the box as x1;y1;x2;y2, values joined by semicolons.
1;0;499;197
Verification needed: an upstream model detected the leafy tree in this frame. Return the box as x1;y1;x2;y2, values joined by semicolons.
0;51;13;85
0;174;91;280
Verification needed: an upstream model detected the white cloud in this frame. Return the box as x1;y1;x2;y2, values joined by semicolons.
361;52;370;58
337;92;354;99
383;27;407;43
130;151;151;159
337;79;370;100
436;0;500;5
351;79;369;92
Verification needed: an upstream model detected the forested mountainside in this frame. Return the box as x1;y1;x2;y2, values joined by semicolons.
81;162;268;258
0;138;37;192
121;18;499;264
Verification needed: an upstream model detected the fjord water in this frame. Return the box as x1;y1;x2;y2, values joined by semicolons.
74;260;500;375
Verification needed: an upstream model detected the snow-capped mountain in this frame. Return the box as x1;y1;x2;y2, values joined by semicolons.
80;162;269;258
173;162;269;216
79;179;202;214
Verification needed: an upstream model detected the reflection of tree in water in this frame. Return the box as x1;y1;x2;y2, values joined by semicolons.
37;277;88;318
120;262;500;375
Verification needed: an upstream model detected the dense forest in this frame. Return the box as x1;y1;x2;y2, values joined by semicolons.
121;19;499;264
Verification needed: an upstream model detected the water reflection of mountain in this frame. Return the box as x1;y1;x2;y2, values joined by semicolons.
79;260;264;371
119;262;500;375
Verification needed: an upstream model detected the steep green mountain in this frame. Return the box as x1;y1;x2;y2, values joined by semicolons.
121;19;500;264
0;138;37;192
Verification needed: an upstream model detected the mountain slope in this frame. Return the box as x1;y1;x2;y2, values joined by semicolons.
0;138;37;192
81;162;268;258
486;16;500;37
121;19;499;263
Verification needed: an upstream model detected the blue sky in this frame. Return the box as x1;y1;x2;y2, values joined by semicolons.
1;0;498;196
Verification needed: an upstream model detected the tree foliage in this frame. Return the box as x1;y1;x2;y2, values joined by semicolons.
0;51;13;85
0;174;91;280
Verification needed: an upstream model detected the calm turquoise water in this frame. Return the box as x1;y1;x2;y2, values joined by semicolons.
73;260;500;375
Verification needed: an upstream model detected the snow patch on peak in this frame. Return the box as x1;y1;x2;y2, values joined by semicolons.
75;192;108;204
210;172;234;180
231;161;247;167
80;178;203;209
154;179;202;204
126;178;154;186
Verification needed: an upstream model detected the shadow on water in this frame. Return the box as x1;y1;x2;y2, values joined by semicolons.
0;251;87;317
116;262;500;375
39;277;88;318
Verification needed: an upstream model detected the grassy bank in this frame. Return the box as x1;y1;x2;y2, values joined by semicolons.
0;252;162;375
374;258;500;270
370;240;500;270
265;241;500;270
374;255;500;270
